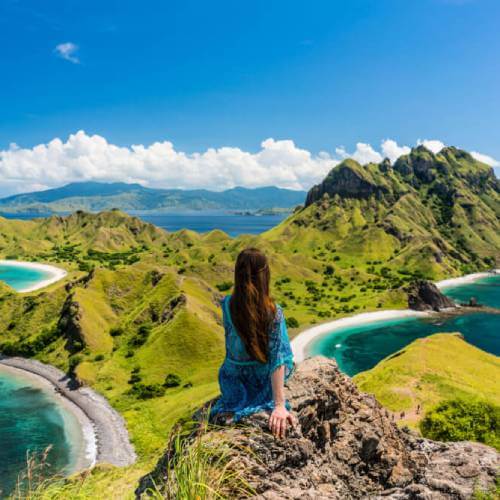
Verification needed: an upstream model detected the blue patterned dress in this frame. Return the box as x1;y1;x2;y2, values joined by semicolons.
211;295;294;422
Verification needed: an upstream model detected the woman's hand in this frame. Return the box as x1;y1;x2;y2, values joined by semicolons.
269;404;295;439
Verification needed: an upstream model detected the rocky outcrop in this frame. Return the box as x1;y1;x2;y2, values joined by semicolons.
305;161;389;206
57;294;86;352
139;357;498;499
406;280;456;311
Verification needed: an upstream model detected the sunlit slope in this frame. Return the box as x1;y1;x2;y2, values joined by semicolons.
354;333;500;428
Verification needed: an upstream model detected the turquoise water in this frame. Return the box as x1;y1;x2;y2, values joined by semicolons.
0;369;77;496
0;263;51;292
310;275;500;376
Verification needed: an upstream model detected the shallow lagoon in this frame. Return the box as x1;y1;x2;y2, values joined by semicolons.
310;275;500;376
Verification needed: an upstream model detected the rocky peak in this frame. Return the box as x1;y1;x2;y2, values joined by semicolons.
139;357;498;499
406;280;456;311
305;159;389;206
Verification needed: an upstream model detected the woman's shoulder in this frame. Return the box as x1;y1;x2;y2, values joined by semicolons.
273;303;284;322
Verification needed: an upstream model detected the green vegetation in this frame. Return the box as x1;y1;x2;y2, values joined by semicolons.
420;399;499;450
0;146;498;496
354;333;500;429
143;421;254;499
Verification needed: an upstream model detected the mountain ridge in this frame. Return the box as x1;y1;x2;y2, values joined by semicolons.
0;182;306;213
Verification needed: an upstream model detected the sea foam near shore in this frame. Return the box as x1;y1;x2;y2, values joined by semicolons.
0;260;67;292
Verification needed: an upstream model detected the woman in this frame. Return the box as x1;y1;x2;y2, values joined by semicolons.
211;248;295;438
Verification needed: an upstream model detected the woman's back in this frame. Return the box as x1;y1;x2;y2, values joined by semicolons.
211;248;295;436
212;295;293;422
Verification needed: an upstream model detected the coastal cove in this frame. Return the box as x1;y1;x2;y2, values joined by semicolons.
0;363;91;496
0;357;136;496
292;272;500;376
0;261;67;293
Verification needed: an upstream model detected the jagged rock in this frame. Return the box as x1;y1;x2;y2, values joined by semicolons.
57;294;85;352
305;160;389;206
406;280;456;311
137;357;498;499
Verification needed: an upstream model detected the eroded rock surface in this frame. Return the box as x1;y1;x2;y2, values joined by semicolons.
406;280;456;311
139;357;498;499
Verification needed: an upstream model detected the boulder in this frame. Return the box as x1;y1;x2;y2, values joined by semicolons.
406;280;456;311
138;357;498;499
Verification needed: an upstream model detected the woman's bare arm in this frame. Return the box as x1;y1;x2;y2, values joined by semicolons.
269;366;294;438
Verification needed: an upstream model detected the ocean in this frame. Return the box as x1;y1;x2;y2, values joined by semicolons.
0;211;288;237
0;368;80;496
309;275;500;376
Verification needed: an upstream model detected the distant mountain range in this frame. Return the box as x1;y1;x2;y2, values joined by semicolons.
0;182;306;214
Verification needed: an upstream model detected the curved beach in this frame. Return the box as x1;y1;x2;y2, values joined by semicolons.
436;269;499;289
0;260;68;292
291;269;500;363
0;357;136;472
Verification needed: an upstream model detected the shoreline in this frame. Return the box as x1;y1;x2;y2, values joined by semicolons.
435;268;499;289
291;269;500;363
0;259;68;292
0;356;136;473
0;362;97;472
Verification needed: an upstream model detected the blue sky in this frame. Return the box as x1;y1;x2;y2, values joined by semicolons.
0;0;498;195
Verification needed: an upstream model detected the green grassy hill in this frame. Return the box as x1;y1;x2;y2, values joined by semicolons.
354;333;500;428
0;145;498;496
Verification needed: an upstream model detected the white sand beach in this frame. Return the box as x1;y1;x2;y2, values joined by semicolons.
291;269;500;363
0;357;136;472
0;260;68;292
291;309;431;363
436;269;499;289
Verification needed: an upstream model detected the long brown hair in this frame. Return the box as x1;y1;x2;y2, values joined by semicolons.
229;248;276;363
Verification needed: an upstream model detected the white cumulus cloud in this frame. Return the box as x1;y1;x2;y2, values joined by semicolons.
335;143;383;164
54;42;80;64
0;132;497;197
470;151;499;167
417;139;446;154
381;140;411;163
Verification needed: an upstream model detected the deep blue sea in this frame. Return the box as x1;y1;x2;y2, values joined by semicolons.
0;211;287;237
310;275;500;376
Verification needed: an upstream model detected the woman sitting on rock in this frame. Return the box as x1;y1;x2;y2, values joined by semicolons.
211;247;295;438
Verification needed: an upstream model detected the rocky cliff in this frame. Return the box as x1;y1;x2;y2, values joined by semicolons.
406;280;456;311
139;357;498;499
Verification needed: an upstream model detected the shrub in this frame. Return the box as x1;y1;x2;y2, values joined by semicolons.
216;281;232;292
164;373;182;388
110;326;125;337
324;265;335;276
94;354;105;361
129;324;152;347
286;317;299;328
130;383;166;400
420;399;499;450
128;373;142;385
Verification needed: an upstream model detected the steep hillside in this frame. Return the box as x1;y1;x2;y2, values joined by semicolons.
269;146;499;280
354;333;500;428
0;182;306;213
0;145;499;496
